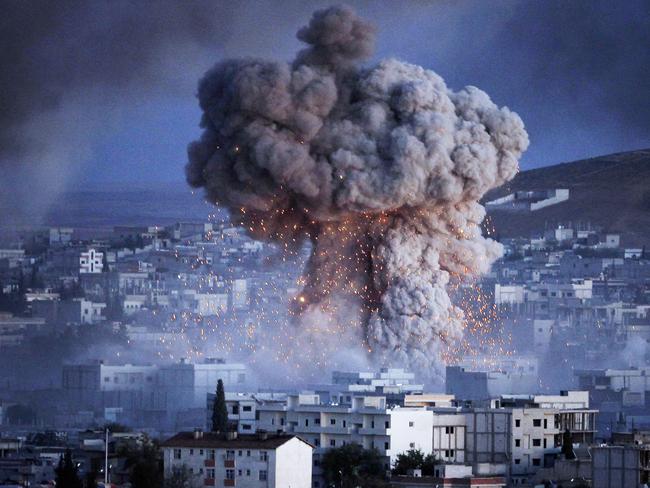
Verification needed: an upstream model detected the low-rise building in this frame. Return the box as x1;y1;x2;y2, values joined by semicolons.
161;431;312;488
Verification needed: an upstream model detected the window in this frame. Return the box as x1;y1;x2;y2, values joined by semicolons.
242;424;251;431
207;450;215;461
260;451;268;461
515;439;520;447
385;420;390;428
238;450;242;457
330;418;336;425
371;420;375;428
514;459;521;465
384;441;390;450
533;439;541;447
173;449;181;460
280;418;285;426
246;470;250;476
543;419;548;429
314;438;320;447
232;405;239;414
315;418;321;425
409;421;414;427
532;458;541;467
259;470;267;481
246;450;251;457
343;420;346;427
189;449;194;456
104;377;110;382
225;469;235;480
445;426;454;434
515;419;521;427
238;470;242;476
305;419;309;427
226;450;235;460
543;439;547;448
533;419;542;427
200;450;204;456
445;450;454;457
206;469;215;479
242;405;252;412
330;440;336;447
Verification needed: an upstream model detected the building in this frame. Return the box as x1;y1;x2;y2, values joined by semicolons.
161;431;312;488
592;444;650;488
79;248;104;274
485;189;569;212
446;360;539;402
391;464;507;488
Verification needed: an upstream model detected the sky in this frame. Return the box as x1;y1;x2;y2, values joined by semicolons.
1;0;649;223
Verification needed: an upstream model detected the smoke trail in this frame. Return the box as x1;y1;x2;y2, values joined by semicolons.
186;5;528;378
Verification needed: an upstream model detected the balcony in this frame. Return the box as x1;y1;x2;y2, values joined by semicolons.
204;459;215;467
204;479;215;486
358;427;387;436
321;426;353;435
224;479;235;487
224;459;235;468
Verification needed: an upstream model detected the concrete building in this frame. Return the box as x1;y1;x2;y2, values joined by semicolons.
161;431;312;488
79;248;104;274
592;444;650;488
485;189;569;212
446;360;539;402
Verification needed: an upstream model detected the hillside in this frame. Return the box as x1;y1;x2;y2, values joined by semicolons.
484;149;650;246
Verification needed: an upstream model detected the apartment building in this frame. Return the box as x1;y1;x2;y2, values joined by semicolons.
162;431;312;488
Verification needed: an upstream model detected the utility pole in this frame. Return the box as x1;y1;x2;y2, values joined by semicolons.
104;427;109;486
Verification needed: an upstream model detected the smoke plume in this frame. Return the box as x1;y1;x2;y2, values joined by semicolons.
187;5;528;378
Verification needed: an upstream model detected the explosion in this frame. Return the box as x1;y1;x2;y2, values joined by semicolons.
186;5;528;379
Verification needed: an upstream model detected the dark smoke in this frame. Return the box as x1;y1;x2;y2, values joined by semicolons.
186;5;529;379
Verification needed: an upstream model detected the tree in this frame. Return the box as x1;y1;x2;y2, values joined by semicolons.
165;465;196;488
55;449;82;488
211;379;229;432
84;470;98;488
421;453;437;476
125;436;163;488
561;429;576;460
321;444;387;488
392;449;425;475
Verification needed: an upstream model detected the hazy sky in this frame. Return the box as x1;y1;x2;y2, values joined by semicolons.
1;0;649;221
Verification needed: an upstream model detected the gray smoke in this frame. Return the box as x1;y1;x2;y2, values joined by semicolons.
187;5;528;379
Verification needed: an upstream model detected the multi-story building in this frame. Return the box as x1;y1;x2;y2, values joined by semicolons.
62;359;247;428
79;248;104;274
464;392;596;487
592;444;650;488
161;431;312;488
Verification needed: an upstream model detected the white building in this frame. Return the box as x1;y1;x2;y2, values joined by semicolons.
248;393;470;487
494;284;525;306
161;431;312;488
79;248;104;274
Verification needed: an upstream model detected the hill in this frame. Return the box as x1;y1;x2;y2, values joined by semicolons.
484;149;650;246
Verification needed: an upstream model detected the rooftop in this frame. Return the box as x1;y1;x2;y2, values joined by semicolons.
160;432;309;450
